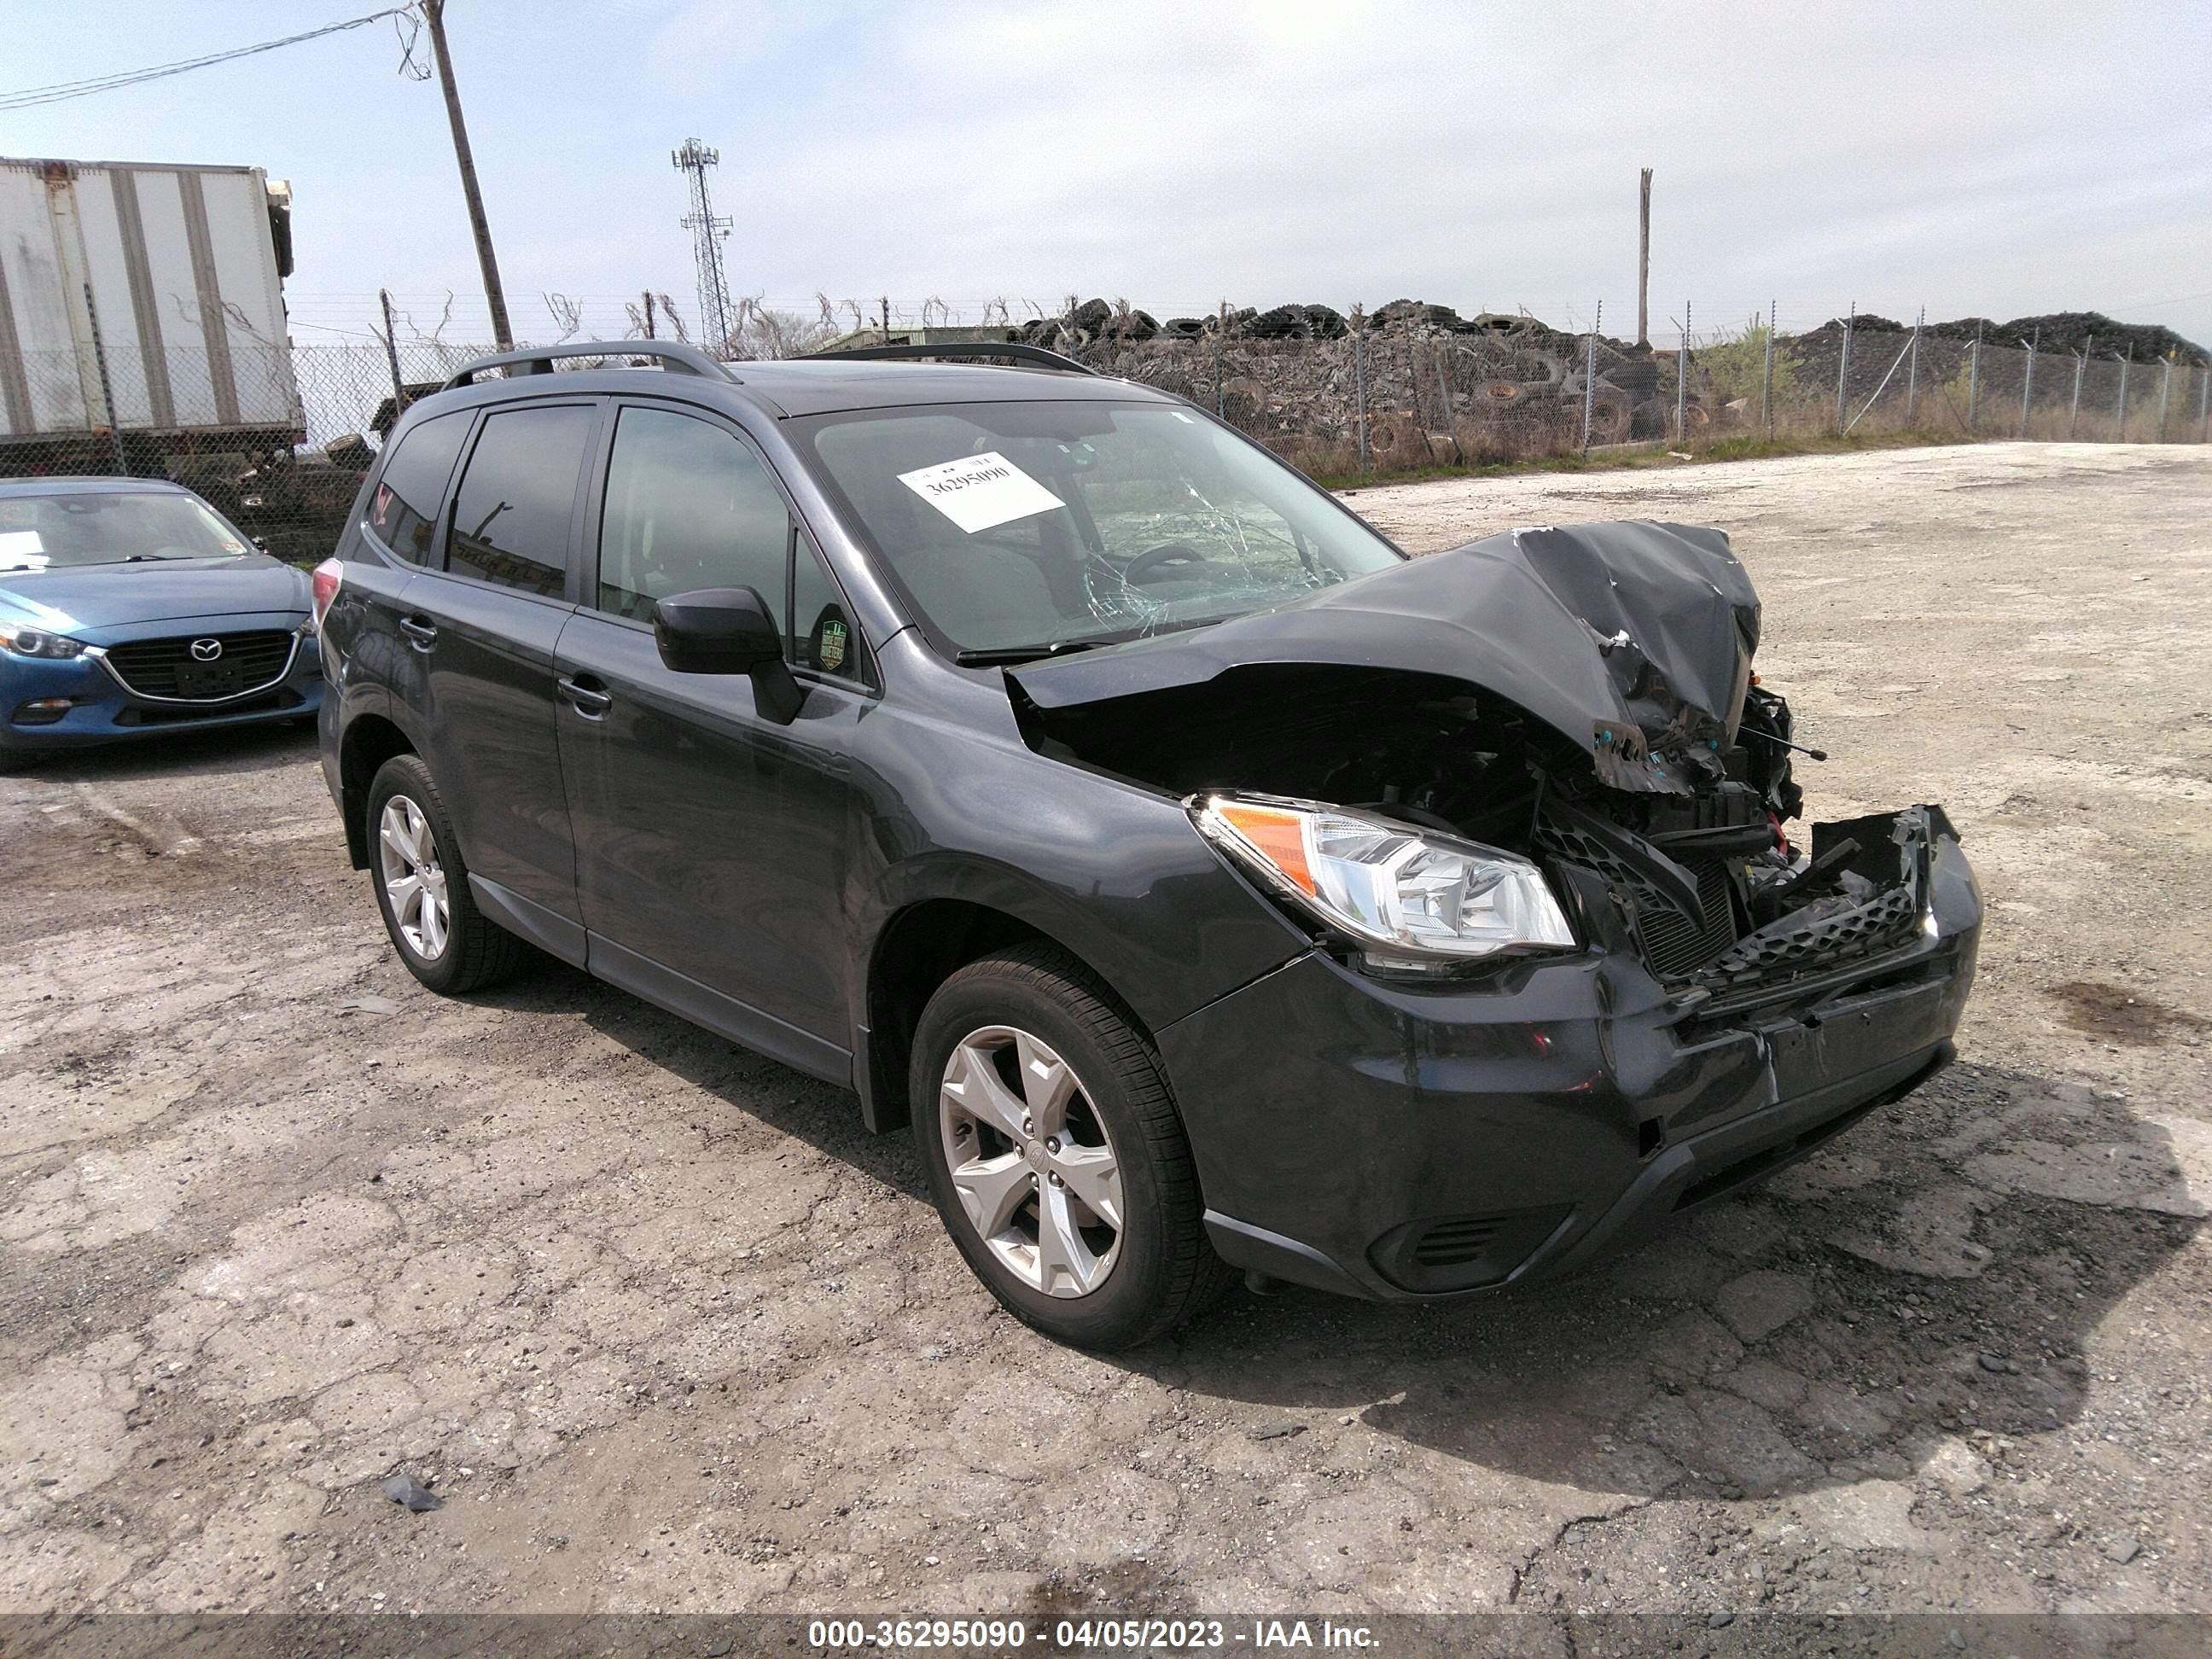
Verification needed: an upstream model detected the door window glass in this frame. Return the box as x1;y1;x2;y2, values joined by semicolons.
366;410;469;563
446;405;593;597
596;406;791;621
790;539;865;680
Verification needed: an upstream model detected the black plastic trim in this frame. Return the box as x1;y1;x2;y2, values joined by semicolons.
802;341;1096;375
443;341;736;388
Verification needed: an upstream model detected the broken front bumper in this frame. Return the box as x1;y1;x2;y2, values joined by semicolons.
1156;818;1982;1301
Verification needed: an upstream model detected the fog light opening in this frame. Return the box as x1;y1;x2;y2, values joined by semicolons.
1637;1116;1667;1161
11;697;73;726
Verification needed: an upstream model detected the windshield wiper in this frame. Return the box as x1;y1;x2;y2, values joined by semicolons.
954;639;1115;667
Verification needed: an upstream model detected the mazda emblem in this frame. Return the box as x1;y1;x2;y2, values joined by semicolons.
189;637;224;661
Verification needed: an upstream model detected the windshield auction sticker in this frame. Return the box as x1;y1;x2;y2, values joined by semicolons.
897;452;1063;534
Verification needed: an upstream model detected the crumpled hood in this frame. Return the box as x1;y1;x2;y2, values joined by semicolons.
0;555;310;636
1011;520;1761;795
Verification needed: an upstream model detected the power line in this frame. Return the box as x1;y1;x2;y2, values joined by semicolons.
0;8;412;111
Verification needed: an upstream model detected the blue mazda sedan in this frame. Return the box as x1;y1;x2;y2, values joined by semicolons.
0;477;323;765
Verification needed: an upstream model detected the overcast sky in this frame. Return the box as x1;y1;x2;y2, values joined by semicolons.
9;0;2211;350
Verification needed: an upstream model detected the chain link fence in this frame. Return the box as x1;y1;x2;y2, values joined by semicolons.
1;337;487;565
1059;308;2212;471
3;309;2206;568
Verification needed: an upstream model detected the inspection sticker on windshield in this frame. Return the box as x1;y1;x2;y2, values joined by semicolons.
897;452;1062;534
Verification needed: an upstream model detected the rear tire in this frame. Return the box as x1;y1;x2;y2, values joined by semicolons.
911;944;1233;1350
365;753;525;994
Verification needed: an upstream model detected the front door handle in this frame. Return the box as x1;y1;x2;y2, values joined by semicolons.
398;615;438;649
557;675;613;717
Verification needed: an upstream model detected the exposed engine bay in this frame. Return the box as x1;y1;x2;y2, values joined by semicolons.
1008;521;1956;991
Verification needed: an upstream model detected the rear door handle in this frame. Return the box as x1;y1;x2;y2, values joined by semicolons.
557;675;613;717
398;615;438;649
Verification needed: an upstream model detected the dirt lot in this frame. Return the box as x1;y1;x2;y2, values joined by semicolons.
3;441;2209;1625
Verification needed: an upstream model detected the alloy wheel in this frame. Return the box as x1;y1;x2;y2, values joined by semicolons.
377;794;451;960
937;1024;1126;1298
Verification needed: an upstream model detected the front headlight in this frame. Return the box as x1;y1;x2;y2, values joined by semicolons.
1191;792;1577;970
0;626;86;661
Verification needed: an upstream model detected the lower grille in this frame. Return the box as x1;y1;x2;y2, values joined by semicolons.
1538;800;1923;989
112;687;304;726
1633;854;1738;978
1697;887;1919;987
102;631;295;701
1535;805;1740;981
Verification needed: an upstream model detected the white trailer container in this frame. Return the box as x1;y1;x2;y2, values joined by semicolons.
0;156;304;463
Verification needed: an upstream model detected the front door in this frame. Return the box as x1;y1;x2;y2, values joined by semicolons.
405;399;598;946
553;401;871;1080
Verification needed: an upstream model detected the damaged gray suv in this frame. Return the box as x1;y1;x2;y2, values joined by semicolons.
315;340;1982;1350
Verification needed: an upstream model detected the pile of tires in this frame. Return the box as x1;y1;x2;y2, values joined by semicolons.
1246;305;1349;341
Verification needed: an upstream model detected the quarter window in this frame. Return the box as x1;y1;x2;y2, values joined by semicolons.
365;410;469;563
446;405;594;597
790;539;864;681
596;406;791;621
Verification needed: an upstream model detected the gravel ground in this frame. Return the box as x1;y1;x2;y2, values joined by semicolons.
2;441;2209;1624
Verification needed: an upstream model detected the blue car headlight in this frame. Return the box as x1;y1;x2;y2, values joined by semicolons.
0;625;87;661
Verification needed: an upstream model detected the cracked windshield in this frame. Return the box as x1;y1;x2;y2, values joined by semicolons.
799;399;1403;656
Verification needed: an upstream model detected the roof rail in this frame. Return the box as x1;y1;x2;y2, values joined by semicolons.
440;340;737;390
802;341;1097;376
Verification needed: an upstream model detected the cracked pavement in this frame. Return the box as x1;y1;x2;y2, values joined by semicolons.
3;442;2209;1620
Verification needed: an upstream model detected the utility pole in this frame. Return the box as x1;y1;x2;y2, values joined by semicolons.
1966;320;1982;432
2069;334;2091;438
1676;300;1691;439
1761;299;1776;439
1581;300;1601;451
1906;306;1923;425
1636;168;1652;347
1836;302;1854;434
377;288;409;421
420;0;512;350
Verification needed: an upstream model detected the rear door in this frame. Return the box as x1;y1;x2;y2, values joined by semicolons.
401;399;599;955
335;403;474;690
553;399;873;1078
328;405;469;815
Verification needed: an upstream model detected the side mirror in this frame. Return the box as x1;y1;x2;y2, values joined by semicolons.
652;586;804;724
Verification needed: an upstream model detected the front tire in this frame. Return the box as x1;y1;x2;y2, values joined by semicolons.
365;754;525;994
911;945;1231;1349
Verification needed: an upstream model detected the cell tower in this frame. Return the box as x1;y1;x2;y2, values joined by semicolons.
672;138;734;353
